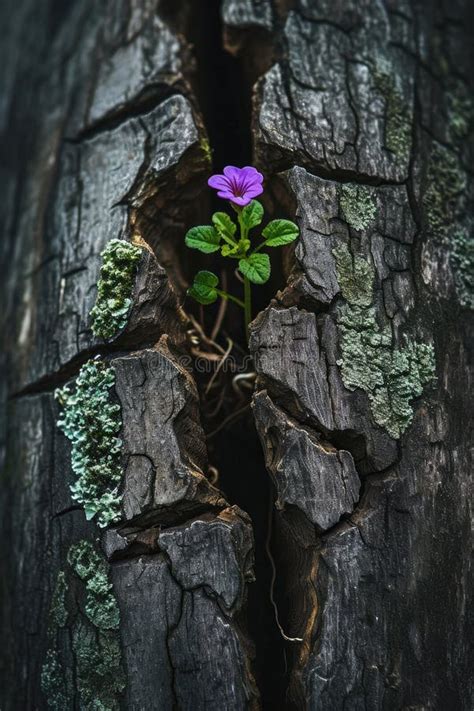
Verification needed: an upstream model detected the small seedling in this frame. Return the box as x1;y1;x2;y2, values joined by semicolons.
185;166;299;340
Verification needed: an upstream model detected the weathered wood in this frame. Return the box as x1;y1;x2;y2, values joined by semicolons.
112;506;257;710
254;3;414;182
113;343;224;527
248;1;473;709
10;94;205;392
253;392;360;532
0;2;257;709
1;0;472;709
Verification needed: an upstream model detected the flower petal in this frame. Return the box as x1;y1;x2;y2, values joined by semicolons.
228;195;251;206
217;189;235;201
210;166;264;204
243;183;264;199
238;168;264;196
241;166;264;183
208;174;230;190
223;166;242;181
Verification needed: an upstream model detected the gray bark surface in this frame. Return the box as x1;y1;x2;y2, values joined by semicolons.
0;1;472;710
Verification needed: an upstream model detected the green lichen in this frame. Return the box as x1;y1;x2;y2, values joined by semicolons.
332;245;374;306
199;137;213;165
337;303;436;438
42;572;73;709
451;227;474;309
334;245;436;438
68;542;125;710
90;239;142;340
448;91;474;142
424;142;466;240
48;571;68;632
42;543;125;710
373;70;412;162
340;184;377;231
68;541;120;630
41;649;74;711
73;621;125;711
55;360;123;528
423;141;472;308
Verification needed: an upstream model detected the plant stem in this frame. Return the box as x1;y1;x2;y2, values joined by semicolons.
243;275;252;342
220;233;237;248
216;289;245;309
235;205;252;340
236;206;248;243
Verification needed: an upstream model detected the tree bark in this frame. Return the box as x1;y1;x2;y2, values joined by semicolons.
0;1;472;710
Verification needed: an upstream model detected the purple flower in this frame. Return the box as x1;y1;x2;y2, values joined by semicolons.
208;166;264;206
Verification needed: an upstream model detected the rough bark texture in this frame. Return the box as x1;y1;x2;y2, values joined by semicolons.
0;1;472;710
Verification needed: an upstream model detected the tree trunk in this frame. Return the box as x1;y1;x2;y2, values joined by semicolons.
0;1;472;710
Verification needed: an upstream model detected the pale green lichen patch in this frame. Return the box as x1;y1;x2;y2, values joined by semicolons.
332;244;374;307
199;136;213;165
68;541;120;630
68;541;125;710
337;304;436;438
334;247;436;438
451;227;474;309
73;620;125;711
41;571;73;709
373;70;412;162
424;142;466;240
41;542;125;710
423;142;472;308
48;571;68;632
447;89;474;142
340;185;377;231
55;360;123;528
41;649;74;711
90;239;142;340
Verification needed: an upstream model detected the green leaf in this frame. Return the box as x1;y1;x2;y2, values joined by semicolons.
239;253;271;285
212;212;237;241
185;225;221;253
241;200;264;230
188;271;219;305
262;219;299;246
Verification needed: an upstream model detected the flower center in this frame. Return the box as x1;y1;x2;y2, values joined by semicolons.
230;177;245;197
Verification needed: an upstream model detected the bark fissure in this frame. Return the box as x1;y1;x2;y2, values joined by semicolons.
68;86;184;144
179;3;293;705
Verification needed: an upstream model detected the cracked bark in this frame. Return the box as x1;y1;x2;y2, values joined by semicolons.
0;1;472;710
